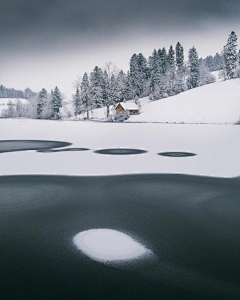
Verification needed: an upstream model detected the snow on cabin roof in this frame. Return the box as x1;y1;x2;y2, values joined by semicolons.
118;102;139;110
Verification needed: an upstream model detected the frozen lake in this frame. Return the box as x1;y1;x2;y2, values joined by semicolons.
1;119;240;299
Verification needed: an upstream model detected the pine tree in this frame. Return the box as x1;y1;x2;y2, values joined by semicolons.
176;42;184;73
80;73;91;119
160;48;168;75
129;53;148;97
37;88;47;119
149;49;159;93
174;42;186;94
116;70;127;102
124;71;135;100
220;31;238;79
129;54;139;96
51;86;62;119
137;53;148;96
187;46;200;89
73;87;81;116
89;66;104;108
166;45;176;95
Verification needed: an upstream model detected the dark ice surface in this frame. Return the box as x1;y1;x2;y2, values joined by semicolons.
158;152;196;157
94;148;147;155
37;148;89;153
1;174;240;300
0;140;72;153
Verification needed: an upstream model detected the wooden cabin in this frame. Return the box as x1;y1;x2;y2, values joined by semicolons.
115;103;139;115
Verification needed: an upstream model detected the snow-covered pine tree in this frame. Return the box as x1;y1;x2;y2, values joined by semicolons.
174;42;186;94
166;45;176;95
51;86;62;119
73;87;81;116
129;54;139;97
80;73;91;119
220;31;238;80
160;48;168;75
129;53;148;97
149;49;159;93
37;88;47;119
187;46;200;89
89;66;104;108
116;70;127;103
124;71;135;101
137;53;149;96
176;42;184;73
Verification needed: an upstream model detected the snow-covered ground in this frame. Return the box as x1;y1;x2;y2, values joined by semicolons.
128;79;240;124
0;119;239;178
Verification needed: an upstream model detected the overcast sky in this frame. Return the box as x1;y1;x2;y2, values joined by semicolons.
1;0;239;98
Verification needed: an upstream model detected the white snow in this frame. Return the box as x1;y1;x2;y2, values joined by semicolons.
128;79;240;124
0;119;240;178
73;229;150;262
118;103;139;110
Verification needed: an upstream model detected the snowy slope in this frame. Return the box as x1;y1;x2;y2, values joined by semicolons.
128;79;240;124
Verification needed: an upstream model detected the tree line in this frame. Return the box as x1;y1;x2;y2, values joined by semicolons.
0;85;35;99
1;31;239;120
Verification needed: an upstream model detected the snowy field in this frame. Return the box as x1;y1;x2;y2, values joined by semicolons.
0;119;240;178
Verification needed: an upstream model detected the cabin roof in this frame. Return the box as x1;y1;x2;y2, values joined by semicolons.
117;102;139;110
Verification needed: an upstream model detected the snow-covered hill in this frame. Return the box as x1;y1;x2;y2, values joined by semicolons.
128;79;240;124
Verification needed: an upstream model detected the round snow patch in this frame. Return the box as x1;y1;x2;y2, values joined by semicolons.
73;229;151;263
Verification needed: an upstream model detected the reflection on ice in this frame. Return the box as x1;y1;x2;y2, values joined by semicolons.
73;229;151;263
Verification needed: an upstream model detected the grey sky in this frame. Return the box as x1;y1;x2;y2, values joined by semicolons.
1;0;239;97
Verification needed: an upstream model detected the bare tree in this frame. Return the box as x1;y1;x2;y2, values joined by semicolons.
102;62;120;118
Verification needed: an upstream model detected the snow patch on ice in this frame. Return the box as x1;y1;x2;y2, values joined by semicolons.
73;229;151;263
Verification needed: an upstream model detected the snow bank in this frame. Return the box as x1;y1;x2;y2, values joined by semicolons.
128;79;240;124
73;229;151;263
